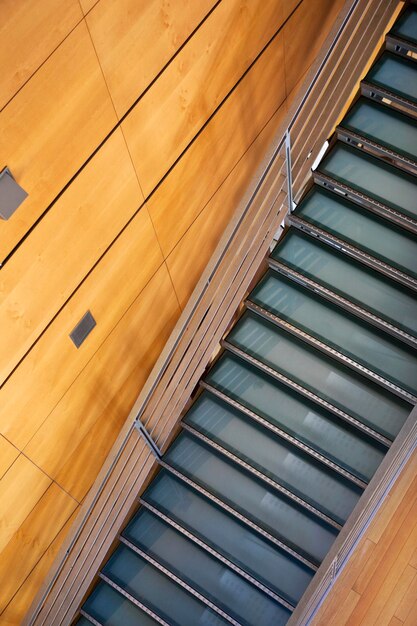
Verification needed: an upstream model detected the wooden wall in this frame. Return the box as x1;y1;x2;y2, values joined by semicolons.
0;0;346;623
312;447;417;626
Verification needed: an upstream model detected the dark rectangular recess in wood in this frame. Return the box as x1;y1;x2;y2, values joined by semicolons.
69;311;96;348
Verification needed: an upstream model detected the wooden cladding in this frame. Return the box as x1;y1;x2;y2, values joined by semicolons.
0;0;356;622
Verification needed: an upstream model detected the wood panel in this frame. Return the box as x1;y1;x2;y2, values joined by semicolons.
0;484;77;615
122;0;285;196
86;0;216;118
0;509;79;626
147;29;286;259
24;265;180;501
0;207;163;451
0;20;117;263
312;448;417;626
283;0;347;94
0;456;51;555
0;129;142;387
167;100;287;308
0;437;18;481
79;0;99;15
0;0;82;110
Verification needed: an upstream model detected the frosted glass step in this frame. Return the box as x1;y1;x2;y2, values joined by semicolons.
226;311;410;440
249;272;417;396
341;97;417;161
271;229;417;337
123;508;291;626
293;187;417;280
143;471;314;605
81;582;160;626
164;433;339;565
365;52;417;103
390;5;417;44
102;544;231;626
204;363;384;482
180;404;363;525
318;143;417;220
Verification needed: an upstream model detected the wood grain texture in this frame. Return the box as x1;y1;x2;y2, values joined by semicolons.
0;437;18;481
0;20;117;263
167;100;287;308
0;207;163;451
283;0;347;94
0;456;51;555
24;265;181;501
0;484;77;614
147;29;286;258
0;0;82;110
0;509;79;626
78;0;99;14
86;0;216;117
0;129;142;387
312;448;417;626
122;0;285;196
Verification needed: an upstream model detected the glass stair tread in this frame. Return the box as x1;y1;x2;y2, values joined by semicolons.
292;187;417;280
203;359;385;483
225;311;410;440
270;228;417;338
142;471;314;606
164;432;339;565
317;142;417;221
340;97;417;162
82;581;161;626
122;508;291;626
179;398;363;525
249;272;417;397
102;544;232;626
389;5;417;45
365;51;417;103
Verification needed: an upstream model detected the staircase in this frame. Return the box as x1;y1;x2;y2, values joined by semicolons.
77;6;417;626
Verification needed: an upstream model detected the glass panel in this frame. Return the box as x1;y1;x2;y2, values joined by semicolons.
205;358;385;482
123;509;291;626
183;394;362;524
76;620;92;626
250;272;417;396
294;187;417;280
103;545;230;626
319;143;417;220
271;229;417;337
366;52;417;103
226;311;410;439
164;433;339;565
143;471;314;605
82;581;159;626
341;97;417;162
390;6;417;45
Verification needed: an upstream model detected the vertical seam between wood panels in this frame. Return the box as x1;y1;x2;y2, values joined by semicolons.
0;10;85;114
0;494;78;619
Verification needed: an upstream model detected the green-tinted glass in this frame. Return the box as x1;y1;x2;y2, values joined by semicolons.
226;311;410;439
204;362;385;482
143;471;314;605
249;272;417;395
390;6;417;44
103;545;230;626
319;143;417;220
82;582;159;626
271;229;417;337
294;187;417;279
123;509;291;626
164;433;339;565
341;98;417;161
177;408;362;525
366;52;417;103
